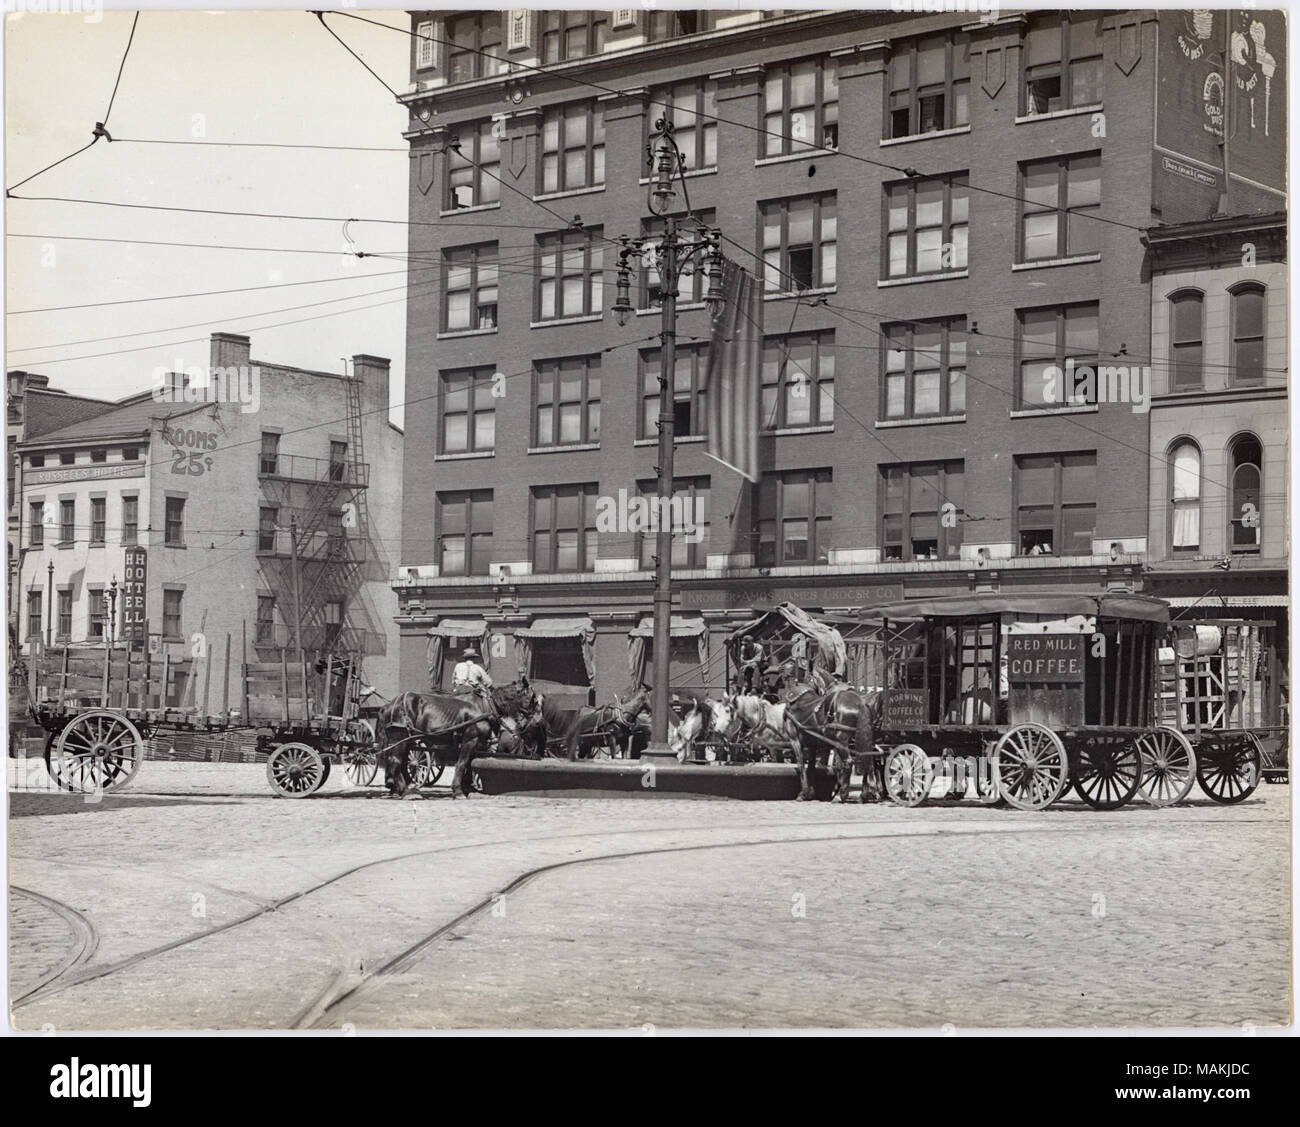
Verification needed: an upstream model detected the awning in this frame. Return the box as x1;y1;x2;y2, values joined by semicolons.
513;616;595;639
427;618;490;638
629;614;706;638
728;602;848;676
854;593;1170;624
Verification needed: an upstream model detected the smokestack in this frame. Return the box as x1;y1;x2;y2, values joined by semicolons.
351;354;391;414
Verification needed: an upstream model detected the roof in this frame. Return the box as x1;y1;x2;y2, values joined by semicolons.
18;390;207;447
22;387;116;439
853;593;1171;624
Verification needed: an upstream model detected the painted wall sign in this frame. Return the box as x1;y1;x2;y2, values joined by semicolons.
679;583;904;610
161;425;218;477
26;463;146;486
1006;634;1086;683
883;688;928;727
1160;155;1219;188
121;546;147;641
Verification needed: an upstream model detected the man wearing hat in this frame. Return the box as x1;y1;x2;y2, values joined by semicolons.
452;645;494;705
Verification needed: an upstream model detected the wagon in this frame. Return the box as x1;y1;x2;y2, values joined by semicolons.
849;592;1203;811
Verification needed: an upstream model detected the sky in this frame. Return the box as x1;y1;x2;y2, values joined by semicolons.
4;9;413;419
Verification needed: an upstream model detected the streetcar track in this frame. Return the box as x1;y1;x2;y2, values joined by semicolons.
8;855;279;911
10;887;101;1006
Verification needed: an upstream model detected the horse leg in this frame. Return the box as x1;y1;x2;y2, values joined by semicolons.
382;729;407;796
450;729;475;797
791;732;814;802
833;747;852;803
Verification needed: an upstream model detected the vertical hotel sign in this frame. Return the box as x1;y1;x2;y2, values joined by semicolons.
121;547;147;641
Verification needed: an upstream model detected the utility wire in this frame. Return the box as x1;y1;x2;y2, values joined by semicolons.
102;11;141;125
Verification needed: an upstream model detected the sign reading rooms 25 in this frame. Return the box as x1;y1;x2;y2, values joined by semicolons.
161;425;218;478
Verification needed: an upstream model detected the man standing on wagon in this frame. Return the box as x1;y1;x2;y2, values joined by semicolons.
452;647;494;708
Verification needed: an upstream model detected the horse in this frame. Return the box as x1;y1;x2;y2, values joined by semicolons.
376;679;538;797
667;696;736;761
537;686;650;760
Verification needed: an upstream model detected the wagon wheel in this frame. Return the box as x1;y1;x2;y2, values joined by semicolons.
1071;736;1143;810
46;710;143;794
343;719;378;787
883;744;933;808
266;742;328;798
1196;732;1262;805
993;724;1068;811
1134;727;1197;807
411;746;445;787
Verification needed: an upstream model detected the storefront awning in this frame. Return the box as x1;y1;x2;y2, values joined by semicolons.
514;616;595;640
629;614;706;638
427;618;489;638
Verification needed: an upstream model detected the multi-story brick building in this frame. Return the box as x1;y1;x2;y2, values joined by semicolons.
15;332;405;703
392;9;1287;705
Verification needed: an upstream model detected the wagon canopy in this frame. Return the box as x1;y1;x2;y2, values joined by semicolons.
728;602;848;676
853;592;1170;624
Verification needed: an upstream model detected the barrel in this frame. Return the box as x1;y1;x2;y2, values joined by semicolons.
1174;625;1222;659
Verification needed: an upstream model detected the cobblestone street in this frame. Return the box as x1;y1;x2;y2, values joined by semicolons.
7;764;1292;1031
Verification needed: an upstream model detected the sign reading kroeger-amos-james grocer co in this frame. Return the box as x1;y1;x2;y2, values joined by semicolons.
1005;634;1086;683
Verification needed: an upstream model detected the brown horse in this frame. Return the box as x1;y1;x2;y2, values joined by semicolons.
783;684;885;803
536;686;650;760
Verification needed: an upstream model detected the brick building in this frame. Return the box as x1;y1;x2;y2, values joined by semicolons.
14;332;405;703
392;9;1287;704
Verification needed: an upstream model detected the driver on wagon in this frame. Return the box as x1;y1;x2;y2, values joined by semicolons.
452;647;494;706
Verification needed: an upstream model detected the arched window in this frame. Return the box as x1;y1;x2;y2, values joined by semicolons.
1230;283;1265;385
1229;434;1263;553
1169;441;1201;552
1168;290;1203;390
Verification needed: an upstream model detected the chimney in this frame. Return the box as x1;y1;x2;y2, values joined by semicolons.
351;354;391;414
210;332;251;374
163;371;188;399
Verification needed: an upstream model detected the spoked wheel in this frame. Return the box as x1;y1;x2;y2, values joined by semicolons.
411;747;445;788
993;724;1069;811
1135;727;1197;807
883;744;933;808
343;719;378;787
266;742;328;798
46;710;144;794
1071;736;1144;810
1196;732;1262;804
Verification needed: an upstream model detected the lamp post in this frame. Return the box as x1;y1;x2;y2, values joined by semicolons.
45;559;53;648
107;576;119;649
611;119;725;755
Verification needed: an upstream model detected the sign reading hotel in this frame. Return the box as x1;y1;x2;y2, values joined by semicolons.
121;547;148;642
1005;634;1086;683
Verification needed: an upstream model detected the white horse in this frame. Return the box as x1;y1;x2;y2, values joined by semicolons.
668;697;737;761
728;693;797;762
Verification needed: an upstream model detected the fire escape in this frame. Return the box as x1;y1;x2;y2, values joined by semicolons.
257;375;371;661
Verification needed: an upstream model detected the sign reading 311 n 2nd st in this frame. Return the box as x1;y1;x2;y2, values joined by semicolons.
1005;634;1086;683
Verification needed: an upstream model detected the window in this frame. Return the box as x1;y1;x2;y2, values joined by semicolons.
647;80;717;171
162;589;183;638
329;441;347;482
165;497;185;546
59;499;74;544
1169;290;1204;391
1017;303;1099;409
763;57;839;156
29;453;44;468
438;489;494;577
532;483;599;573
1230;284;1265;385
1169;441;1202;553
1229;434;1263;553
535;356;601;447
536;228;604;320
122;446;139;462
640;344;709;440
90;498;105;545
888;31;970;138
121;496;138;546
1020;153;1100;260
440;366;496;455
761;194;836;292
529;637;591;688
646;10;715;41
59;451;74;466
260;432;279;475
57;589;72;639
415;19;435;70
541;10;607;63
639;211;715;307
442;243;498;332
540;102;605;194
885;175;968;277
90;449;107;464
256;596;276;645
754;469;832;565
445;11;505;84
447;120;500;210
637;477;711;569
762;331;835;429
88;589;105;639
29;501;43;548
27;590;42;641
881;461;965;561
1024;12;1102;115
258;506;279;553
1015;452;1097;556
883;318;967;419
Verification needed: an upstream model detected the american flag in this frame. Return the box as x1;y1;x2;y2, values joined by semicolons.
704;258;762;483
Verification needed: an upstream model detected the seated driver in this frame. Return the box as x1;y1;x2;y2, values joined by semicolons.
452;647;494;706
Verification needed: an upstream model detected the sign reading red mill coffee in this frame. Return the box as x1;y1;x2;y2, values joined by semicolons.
679;583;903;611
121;547;148;642
1005;634;1086;683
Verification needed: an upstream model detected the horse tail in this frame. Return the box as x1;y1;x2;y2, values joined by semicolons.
854;694;874;757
